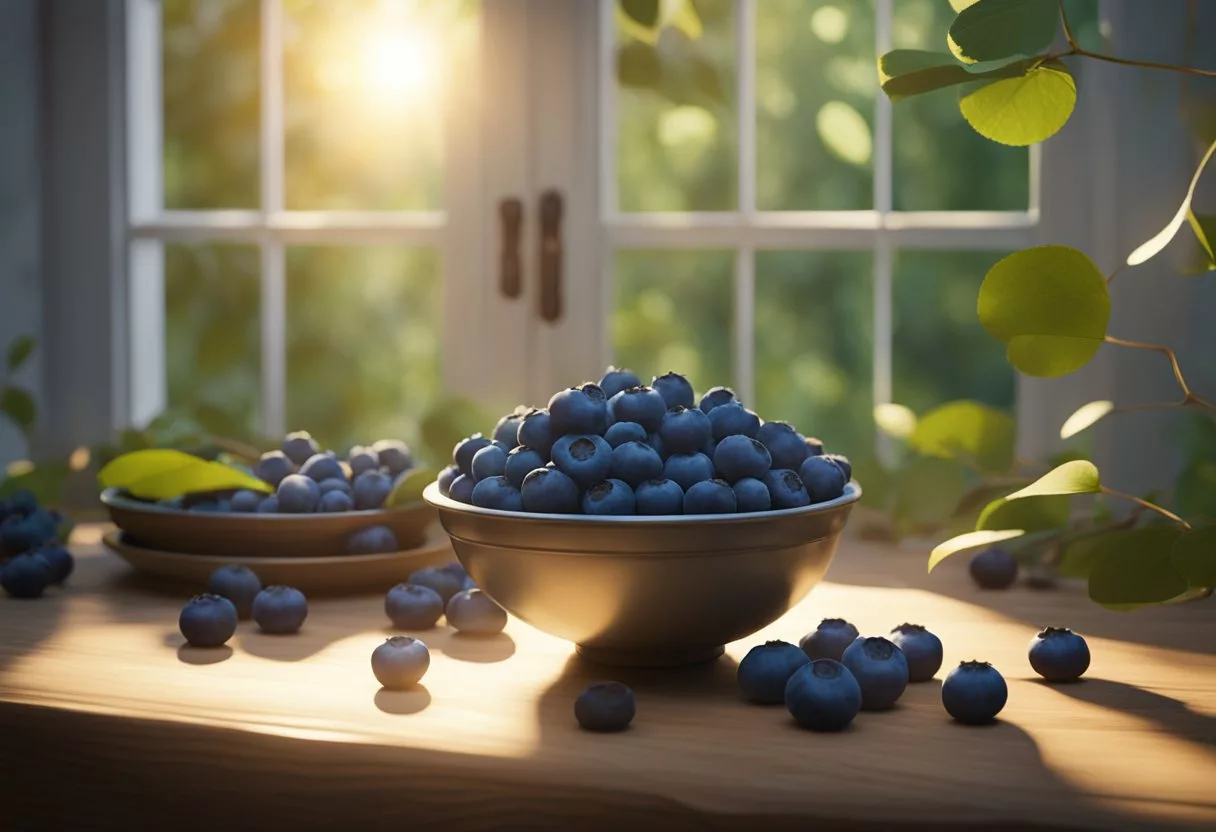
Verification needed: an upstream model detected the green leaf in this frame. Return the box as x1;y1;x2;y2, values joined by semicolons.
877;50;1033;102
617;41;662;89
959;59;1076;146
976;494;1070;532
892;456;967;532
97;448;272;500
1006;460;1101;500
1127;138;1216;266
948;0;1058;64
0;386;36;435
1059;532;1114;579
949;0;981;11
6;335;35;373
977;245;1110;377
1171;526;1216;589
0;460;70;506
1187;210;1216;267
929;529;1027;573
669;0;703;39
1060;400;1115;439
386;467;436;508
1087;527;1189;608
620;0;659;29
909;400;1015;472
873;402;917;439
1176;458;1216;520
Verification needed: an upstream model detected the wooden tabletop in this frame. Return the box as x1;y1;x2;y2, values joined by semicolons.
1;524;1213;831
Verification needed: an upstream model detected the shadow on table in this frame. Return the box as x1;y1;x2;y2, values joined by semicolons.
374;683;431;715
1037;677;1216;751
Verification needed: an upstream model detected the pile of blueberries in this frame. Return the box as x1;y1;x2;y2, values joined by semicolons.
0;489;74;600
178;565;310;647
439;368;852;516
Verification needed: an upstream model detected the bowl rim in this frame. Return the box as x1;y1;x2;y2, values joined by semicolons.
100;486;426;519
423;480;861;525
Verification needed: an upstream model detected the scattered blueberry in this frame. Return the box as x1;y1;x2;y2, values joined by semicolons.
281;431;320;466
372;439;413;477
205;564;262;619
634;478;684;515
798;456;847;503
841;636;909;711
698;386;737;414
684;479;737;514
517;408;554;457
582;479;636;515
599;366;642;399
1025;564;1058;590
178;593;238;647
385;583;444;630
318;477;353;497
609;440;664;488
942;661;1007;724
254;450;296;487
970;548;1018;590
493;408;529;448
454;434;493;477
785;659;863;732
662;452;715;492
449;474;476;504
757;421;810;471
252;585;308;634
446;588;508;635
738;640;811;704
605;421;647;449
551;434;614;488
1029;627;1090;682
890;623;943;682
408;566;465;606
825;453;851;481
230;489;264;513
318;489;355;513
1;509;57;554
0;552;51;598
764;469;811;509
503;447;546;488
371;636;431;689
713;435;772;483
471;476;525;511
256;496;279;513
575;681;636;732
437;464;461;496
347;525;399;555
353;469;393;510
659;406;713;454
471;443;509;482
549;383;609;436
33;543;74;585
799;618;859;661
276;474;321;514
732;477;771;512
520;467;581;514
347;445;380;478
707;401;761;441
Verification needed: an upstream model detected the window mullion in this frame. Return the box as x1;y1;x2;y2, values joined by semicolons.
260;0;287;437
874;0;895;463
735;0;757;404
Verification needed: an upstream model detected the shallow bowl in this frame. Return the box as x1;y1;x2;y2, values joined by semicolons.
424;481;861;667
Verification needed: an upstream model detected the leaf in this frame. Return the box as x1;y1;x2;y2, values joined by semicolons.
0;460;70;506
0;386;36;435
948;0;1058;64
1171;526;1216;589
669;0;703;39
690;55;726;106
1176;458;1216;520
1127;138;1216;266
386;467;436;508
959;60;1076;146
873;402;917;439
977;245;1109;377
877;50;1033;102
909;400;1015;472
6;335;35;373
1006;460;1101;500
1088;527;1189;608
1187;210;1216;267
1060;400;1115;439
977;494;1070;532
97;449;271;500
929;529;1027;573
420;395;494;470
1059;531;1116;579
950;0;981;11
617;41;663;89
892;456;967;532
621;0;659;29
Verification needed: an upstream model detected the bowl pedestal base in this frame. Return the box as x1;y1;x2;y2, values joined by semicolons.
576;643;726;668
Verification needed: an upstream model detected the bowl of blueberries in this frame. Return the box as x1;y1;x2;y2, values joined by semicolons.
102;434;434;558
424;368;860;668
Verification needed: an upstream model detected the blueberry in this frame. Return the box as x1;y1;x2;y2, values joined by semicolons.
282;430;320;466
446;588;508;635
551;434;613;489
298;452;344;484
256;496;279;513
738;640;811;704
841;636;909;711
599;366;643;399
0;508;57;555
969;548;1018;590
9;489;38;513
825;453;851;481
318;477;353;497
764;469;811;509
503;447;546;488
408;566;465;606
318;490;355;512
252;585;308;634
371;636;431;689
634;479;684;515
574;681;636;732
276;474;321;513
609;440;664;488
179;593;238;647
798;456;847;503
699;386;737;414
942;660;1007;724
350;469;392;510
707;400;761;441
471;476;524;511
190;500;226;513
890;623;944;683
0;552;51;598
347;525;400;555
582;479;636;515
662;452;715;491
347;445;380;478
784;659;863;732
371;439;413;477
732;477;771;512
757;421;810;471
683;479;737;514
520;467;581;514
464;444;503;484
713;435;772;483
437;464;461;496
516;408;554;457
651;371;695;410
454;434;493;477
493;407;530;448
657;405;712;455
605;420;647;449
605;386;665;434
449;474;475;504
701;437;718;460
385;583;444;630
799;618;859;661
33;543;74;584
438;560;470;587
647;432;668;459
254;450;296;488
230;489;263;513
804;436;825;457
205;564;262;619
1029;627;1090;682
549;383;609;436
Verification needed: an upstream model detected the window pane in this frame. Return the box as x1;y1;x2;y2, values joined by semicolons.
163;0;260;209
286;247;440;452
892;250;1014;413
612;250;734;390
165;244;261;431
616;0;737;212
891;0;1028;211
756;1;875;210
755;251;873;460
283;0;473;211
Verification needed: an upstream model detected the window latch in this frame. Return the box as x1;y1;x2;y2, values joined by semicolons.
499;197;523;299
539;189;563;322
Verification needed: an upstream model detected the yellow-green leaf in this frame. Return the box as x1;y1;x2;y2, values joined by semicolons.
909;400;1015;472
1060;400;1115;439
947;0;1058;64
98;449;271;499
949;0;981;11
878;50;1033;102
620;0;659;29
873;402;918;439
6;335;35;373
386;467;436;508
1188;209;1216;266
669;0;702;39
1127;138;1216;266
1088;527;1188;609
893;456;967;531
958;60;1076;146
1171;526;1216;589
0;386;36;434
929;529;1027;573
1005;460;1100;500
976;494;1070;532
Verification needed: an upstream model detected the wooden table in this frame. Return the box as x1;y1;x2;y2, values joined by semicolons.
1;524;1213;831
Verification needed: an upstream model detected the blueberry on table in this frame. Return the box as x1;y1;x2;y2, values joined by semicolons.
448;474;476;504
659;406;712;455
347;445;380;478
276;474;321;514
281;430;320;467
179;593;238;647
230;489;263;513
34;543;74;585
503;447;546;488
651;371;695;410
582;479;636;515
254;450;296;488
698;386;737;414
707;400;762;441
732;477;771;513
408;565;466;606
1;509;57;555
634;478;684;515
757;421;811;471
824;453;851;481
437;464;462;496
764;469;811;510
319;477;353;497
662;452;715;492
799;618;859;662
549;383;609;436
1025;565;1057;590
605;421;647;449
684;479;737;514
785;659;863;732
609;440;664;488
798;456;847;503
842;636;909;711
493;407;530;449
371;636;431;690
713;435;772;483
471;476;525;511
206;564;262;619
575;682;636;732
385;583;444;630
599;366;643;400
738;640;811;704
471;443;509;483
446;588;508;635
318;490;355;513
0;552;51;598
970;547;1018;590
347;525;399;555
551;434;614;489
252;585;308;634
889;623;944;682
1029;627;1090;682
520;467;581;514
256;496;279;513
516;408;554;457
942;660;1007;724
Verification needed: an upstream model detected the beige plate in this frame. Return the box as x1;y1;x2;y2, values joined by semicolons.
103;530;454;596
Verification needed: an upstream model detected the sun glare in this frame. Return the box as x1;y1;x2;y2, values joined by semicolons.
361;30;439;99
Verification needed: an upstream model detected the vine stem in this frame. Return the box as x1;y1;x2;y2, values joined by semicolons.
1098;485;1192;530
1058;0;1216;79
1104;335;1216;412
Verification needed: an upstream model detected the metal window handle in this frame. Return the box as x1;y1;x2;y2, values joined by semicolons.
499;197;523;299
539;189;563;322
